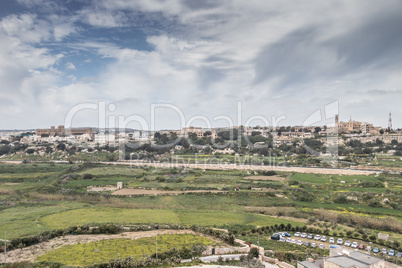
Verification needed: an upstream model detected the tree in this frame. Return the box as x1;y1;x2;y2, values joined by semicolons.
154;132;161;140
248;247;259;258
56;143;66;151
203;131;212;137
379;129;384;134
26;149;35;154
314;127;322;133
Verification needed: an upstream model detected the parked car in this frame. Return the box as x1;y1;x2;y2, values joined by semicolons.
351;242;359;248
281;232;291;237
280;237;286;242
311;242;317;248
304;241;310;246
382;248;387;254
291;239;296;244
373;247;380;253
330;245;340;249
301;233;307;238
329;237;335;244
319;244;325;249
366;246;371;251
271;233;281;241
314;235;321;240
294;232;301;237
389;249;395;256
337;238;343;245
286;238;292;243
307;234;314;239
344;241;351;247
297;240;303;246
358;244;365;250
321;236;327;242
396;252;402;257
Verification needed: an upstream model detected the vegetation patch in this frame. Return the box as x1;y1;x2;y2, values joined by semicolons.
35;234;214;266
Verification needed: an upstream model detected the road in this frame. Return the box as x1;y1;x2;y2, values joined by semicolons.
0;159;377;175
102;161;376;175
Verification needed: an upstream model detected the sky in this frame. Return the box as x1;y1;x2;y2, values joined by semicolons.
0;0;401;130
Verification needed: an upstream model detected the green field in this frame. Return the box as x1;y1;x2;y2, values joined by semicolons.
0;203;86;239
36;234;214;265
41;208;181;229
40;207;304;230
0;161;401;260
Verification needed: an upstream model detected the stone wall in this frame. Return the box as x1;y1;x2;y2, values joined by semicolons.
202;246;250;256
262;256;295;268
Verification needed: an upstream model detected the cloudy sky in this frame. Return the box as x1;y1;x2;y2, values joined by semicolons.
1;0;401;130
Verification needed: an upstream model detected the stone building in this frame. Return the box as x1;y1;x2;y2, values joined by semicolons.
36;125;93;137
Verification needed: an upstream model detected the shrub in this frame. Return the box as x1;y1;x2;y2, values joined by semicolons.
81;173;94;180
248;247;259;258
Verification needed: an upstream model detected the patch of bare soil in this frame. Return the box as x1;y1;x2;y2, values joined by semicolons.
6;230;195;263
243;176;285;181
102;161;376;175
112;189;225;196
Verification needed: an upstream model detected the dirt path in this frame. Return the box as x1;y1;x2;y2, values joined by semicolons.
0;160;378;175
6;230;195;263
101;161;376;176
112;189;225;196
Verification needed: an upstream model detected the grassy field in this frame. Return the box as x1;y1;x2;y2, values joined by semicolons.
289;173;378;185
41;207;304;230
0;161;401;253
35;234;215;265
40;208;181;229
0;203;86;239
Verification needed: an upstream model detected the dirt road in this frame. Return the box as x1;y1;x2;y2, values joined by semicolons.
102;161;376;176
0;160;376;175
112;189;225;196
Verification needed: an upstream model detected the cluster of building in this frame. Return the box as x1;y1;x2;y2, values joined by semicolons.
1;115;401;149
298;249;399;268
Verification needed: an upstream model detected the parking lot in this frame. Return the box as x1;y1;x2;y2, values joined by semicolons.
272;232;399;257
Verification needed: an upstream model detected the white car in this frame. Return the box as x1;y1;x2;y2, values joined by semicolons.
297;240;303;246
286;238;292;243
291;239;297;244
280;237;286;242
301;233;307;238
351;242;359;248
321;236;327;242
337;238;343;245
294;232;301;237
319;244;325;249
311;242;317;248
329;237;335;244
314;235;321;240
344;241;352;247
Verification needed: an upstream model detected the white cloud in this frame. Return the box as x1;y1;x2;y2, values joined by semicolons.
1;0;402;129
65;62;76;70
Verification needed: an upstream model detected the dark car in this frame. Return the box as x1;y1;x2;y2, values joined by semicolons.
271;233;281;241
